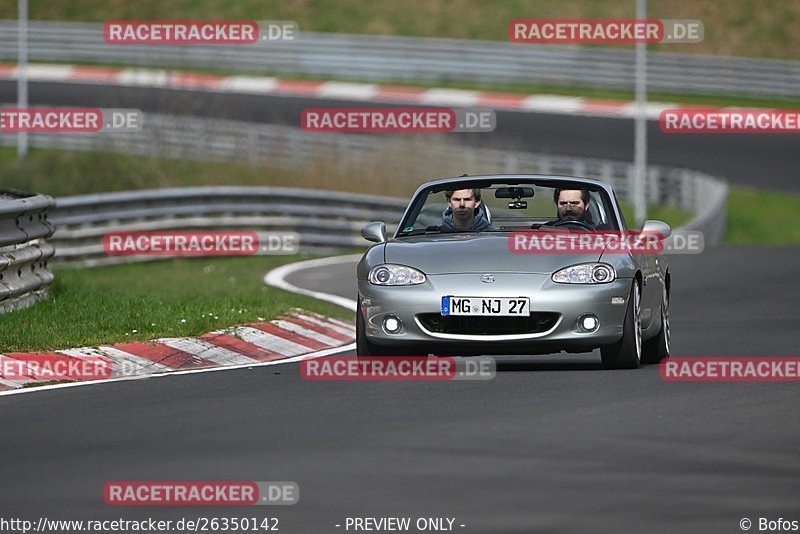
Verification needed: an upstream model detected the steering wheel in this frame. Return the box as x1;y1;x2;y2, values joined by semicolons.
550;219;596;231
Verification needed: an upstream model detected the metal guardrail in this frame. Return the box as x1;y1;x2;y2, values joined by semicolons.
50;187;407;265
0;21;798;98
0;190;57;313
0;111;726;264
49;173;726;267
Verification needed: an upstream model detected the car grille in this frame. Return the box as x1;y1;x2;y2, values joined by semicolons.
417;313;560;335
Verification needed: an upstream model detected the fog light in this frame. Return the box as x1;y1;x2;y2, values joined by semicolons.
383;316;402;334
578;314;599;332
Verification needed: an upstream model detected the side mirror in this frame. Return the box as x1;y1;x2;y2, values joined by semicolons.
361;221;387;243
640;220;672;240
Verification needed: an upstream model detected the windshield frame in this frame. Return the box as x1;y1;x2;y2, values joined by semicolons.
395;176;623;238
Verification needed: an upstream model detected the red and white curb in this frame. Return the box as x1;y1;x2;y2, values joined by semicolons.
0;63;756;120
0;308;354;394
0;255;362;396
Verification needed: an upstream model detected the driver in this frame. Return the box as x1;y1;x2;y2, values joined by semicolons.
539;188;599;230
441;188;493;231
554;189;591;222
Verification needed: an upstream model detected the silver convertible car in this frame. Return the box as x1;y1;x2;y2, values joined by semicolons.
356;175;671;369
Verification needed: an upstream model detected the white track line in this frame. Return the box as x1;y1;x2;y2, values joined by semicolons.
264;254;360;311
422;88;480;106
25;64;74;80
218;76;278;93
319;81;378;100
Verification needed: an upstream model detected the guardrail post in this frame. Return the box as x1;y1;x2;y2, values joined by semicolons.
0;190;56;314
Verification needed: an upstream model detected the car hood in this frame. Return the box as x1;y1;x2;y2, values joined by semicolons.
384;233;603;275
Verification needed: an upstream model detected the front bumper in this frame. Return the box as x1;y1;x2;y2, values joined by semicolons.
359;272;632;355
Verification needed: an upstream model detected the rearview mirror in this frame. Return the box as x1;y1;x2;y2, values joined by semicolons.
361;222;388;243
495;187;534;199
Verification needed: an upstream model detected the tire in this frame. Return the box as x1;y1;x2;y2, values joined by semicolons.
356;306;383;357
356;303;406;358
601;282;642;369
642;284;670;364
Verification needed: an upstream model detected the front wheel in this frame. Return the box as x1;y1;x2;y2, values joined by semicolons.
601;282;642;369
642;285;670;364
356;305;405;358
356;305;383;357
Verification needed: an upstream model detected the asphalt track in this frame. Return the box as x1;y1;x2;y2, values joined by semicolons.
1;80;799;533
1;80;798;192
1;248;799;533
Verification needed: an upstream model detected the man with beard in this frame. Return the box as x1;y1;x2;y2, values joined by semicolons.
553;189;591;223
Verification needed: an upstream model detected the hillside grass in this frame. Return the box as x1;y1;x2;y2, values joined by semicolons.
1;0;798;60
726;186;800;245
5;147;798;244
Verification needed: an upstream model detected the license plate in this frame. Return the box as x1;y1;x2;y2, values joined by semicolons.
441;296;530;316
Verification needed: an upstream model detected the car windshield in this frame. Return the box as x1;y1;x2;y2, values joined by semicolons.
397;181;620;235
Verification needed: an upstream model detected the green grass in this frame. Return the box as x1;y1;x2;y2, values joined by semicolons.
0;147;310;197
726;186;800;245
0;255;355;352
0;145;429;199
1;0;798;60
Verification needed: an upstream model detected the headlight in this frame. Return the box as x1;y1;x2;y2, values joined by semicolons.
369;264;426;286
552;263;616;284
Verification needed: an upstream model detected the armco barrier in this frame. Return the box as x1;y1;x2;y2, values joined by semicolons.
49;175;726;267
0;21;798;98
0;190;57;314
50;187;407;265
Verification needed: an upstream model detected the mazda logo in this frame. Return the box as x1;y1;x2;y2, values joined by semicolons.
481;274;495;283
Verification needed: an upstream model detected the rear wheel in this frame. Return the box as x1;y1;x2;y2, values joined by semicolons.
642;285;670;364
601;282;642;369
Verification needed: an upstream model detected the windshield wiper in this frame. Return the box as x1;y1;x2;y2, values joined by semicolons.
397;226;454;237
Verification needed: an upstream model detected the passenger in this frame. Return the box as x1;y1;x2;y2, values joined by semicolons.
441;188;493;231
